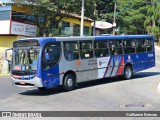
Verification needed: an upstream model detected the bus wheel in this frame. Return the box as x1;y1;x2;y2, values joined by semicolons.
124;65;133;80
63;73;75;91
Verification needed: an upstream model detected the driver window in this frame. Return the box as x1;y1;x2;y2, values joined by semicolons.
42;42;61;70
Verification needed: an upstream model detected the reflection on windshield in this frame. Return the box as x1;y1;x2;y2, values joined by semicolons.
12;48;39;71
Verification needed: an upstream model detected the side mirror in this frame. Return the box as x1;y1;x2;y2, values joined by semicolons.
5;48;13;63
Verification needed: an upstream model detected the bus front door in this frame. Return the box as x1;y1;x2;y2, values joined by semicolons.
41;42;61;88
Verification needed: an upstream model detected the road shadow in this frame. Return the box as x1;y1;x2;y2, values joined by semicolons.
133;72;160;79
19;71;160;96
77;72;160;89
19;87;64;96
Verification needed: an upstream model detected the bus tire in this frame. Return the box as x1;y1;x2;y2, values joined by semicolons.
63;73;75;91
124;65;133;80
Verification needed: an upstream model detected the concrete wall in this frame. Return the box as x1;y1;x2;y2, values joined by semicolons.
53;16;92;36
0;36;19;73
0;4;93;74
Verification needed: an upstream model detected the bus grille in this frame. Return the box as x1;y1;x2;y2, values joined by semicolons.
15;83;34;86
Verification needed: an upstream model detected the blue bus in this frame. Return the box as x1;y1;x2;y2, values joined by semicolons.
5;35;155;91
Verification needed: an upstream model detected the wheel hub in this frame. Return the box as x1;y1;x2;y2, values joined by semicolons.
67;78;73;87
126;68;131;78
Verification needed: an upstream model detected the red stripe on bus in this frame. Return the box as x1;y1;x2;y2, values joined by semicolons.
117;57;125;75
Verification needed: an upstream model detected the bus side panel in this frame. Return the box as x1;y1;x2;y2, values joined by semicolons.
123;52;155;73
124;54;139;73
137;52;155;71
59;60;84;85
41;64;60;88
97;56;125;78
80;59;97;81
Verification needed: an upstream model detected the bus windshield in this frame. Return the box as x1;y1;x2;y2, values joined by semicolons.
12;47;39;71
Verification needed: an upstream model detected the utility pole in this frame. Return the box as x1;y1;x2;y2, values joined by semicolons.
93;2;96;36
113;2;116;35
80;0;84;37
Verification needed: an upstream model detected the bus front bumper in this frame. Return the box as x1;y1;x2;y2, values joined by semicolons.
11;76;43;88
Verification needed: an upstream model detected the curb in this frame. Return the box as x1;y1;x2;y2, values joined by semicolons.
0;74;10;76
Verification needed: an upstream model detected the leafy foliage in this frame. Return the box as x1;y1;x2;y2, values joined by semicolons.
12;0;97;36
12;0;160;39
115;0;160;39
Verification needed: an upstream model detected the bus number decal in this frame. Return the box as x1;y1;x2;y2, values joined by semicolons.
148;54;153;57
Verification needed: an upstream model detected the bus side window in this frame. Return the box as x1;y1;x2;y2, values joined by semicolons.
94;41;109;57
80;41;93;59
64;42;79;61
123;40;136;54
136;39;146;53
109;41;115;55
146;39;152;52
115;40;123;55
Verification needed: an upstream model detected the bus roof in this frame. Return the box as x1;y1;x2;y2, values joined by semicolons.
95;34;153;40
14;34;153;46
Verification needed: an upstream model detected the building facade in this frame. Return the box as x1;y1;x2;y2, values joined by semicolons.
0;3;93;73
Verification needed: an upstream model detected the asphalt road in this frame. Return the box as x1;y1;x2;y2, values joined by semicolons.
0;48;160;120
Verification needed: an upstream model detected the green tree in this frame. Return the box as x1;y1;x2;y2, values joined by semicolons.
113;0;160;38
144;0;160;42
12;0;160;37
114;0;149;34
12;0;97;36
